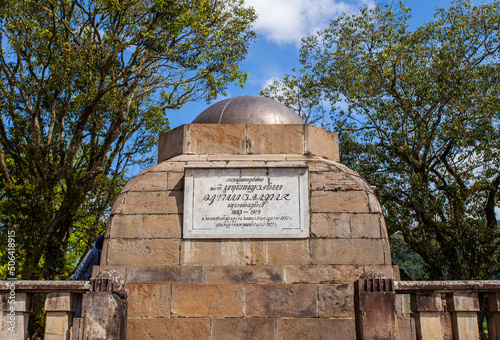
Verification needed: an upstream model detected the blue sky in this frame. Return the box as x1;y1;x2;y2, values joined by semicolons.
167;0;493;128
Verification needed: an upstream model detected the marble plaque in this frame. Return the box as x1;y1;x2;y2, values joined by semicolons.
183;167;309;238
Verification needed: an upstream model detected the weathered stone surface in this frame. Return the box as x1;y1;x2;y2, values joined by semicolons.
350;213;381;238
93;266;127;280
158;124;187;162
285;265;364;284
82;292;127;340
171;284;244;317
451;312;480;339
167;172;184;191
127;266;204;284
221;240;268;265
106;239;180;266
247;124;304;154
127;318;147;339
110;193;125;215
277;318;355;340
310;191;370;213
44;311;71;339
148;318;211;339
266;239;310;265
205;266;284;284
414;312;443;340
142;214;182;238
189;124;246;154
1;292;30;312
305;124;339;161
181;240;223;266
246;284;317;317
126;284;171;317
323;172;362;191
411;293;443;312
446;292;480;312
311;239;387;265
311;213;350;238
44;292;75;312
212;318;275;340
318;284;354;317
130;172;167;191
108;214;142;238
368;192;382;213
1;312;29;340
122;191;183;215
310;172;324;190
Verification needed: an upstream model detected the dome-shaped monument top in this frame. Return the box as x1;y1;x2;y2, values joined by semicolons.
192;95;304;124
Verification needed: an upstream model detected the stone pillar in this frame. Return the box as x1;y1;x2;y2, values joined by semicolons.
0;292;30;340
44;292;76;340
446;292;480;340
411;292;443;340
354;275;397;340
82;270;127;340
487;293;500;340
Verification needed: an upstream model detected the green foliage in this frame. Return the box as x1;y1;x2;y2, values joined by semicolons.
0;0;256;279
263;0;500;280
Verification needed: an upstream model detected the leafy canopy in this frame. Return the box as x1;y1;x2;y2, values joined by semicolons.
263;0;500;279
0;0;256;279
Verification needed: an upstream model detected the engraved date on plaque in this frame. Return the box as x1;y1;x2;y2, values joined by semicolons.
183;167;309;239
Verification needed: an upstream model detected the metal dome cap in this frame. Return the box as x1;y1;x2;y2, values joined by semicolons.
192;95;304;124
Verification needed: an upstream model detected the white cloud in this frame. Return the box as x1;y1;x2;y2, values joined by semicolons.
245;0;375;44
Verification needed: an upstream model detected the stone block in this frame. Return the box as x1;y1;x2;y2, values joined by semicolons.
212;318;275;340
323;172;362;190
167;172;184;191
368;192;382;213
171;284;244;317
93;266;127;280
246;284;317;317
120;175;143;193
82;292;127;340
44;293;75;312
221;240;268;265
318;284;355;317
308;160;337;172
1;311;29;340
127;318;147;339
130;172;167;191
310;191;370;213
110;193;125;215
108;214;142;238
154;161;187;172
305;124;339;161
414;312;443;340
411;293;443;312
489;292;500;312
126;284;171;317
277;318;355;340
311;213;350;238
446;292;480;312
285;265;365;284
127;266;204;284
188;124;246;154
148;318;211;339
1;292;30;312
158;125;187;162
181;240;223;266
142;214;182;238
266;239;310;265
106;239;180;266
247;124;304;154
311;239;387;265
122;191;183;215
205;266;284;284
350;213;381;238
309;172;324;190
44;311;71;339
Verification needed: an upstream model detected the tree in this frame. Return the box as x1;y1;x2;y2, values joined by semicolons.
0;0;256;279
263;0;500;280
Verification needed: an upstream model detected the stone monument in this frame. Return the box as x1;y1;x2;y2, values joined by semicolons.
98;95;397;339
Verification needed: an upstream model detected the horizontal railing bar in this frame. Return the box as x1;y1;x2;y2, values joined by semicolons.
395;280;500;293
0;280;91;293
